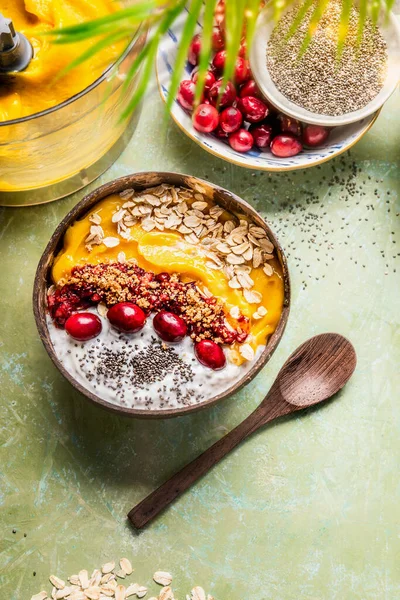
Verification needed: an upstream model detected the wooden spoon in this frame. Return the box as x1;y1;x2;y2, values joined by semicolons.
128;333;356;529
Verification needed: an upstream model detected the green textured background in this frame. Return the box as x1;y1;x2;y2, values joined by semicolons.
1;89;399;600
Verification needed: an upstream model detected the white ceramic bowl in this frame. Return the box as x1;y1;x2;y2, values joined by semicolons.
156;12;380;171
250;4;400;127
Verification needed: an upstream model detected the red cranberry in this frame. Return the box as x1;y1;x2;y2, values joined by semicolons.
228;128;254;152
237;96;269;123
302;124;330;147
212;50;226;73
65;312;102;341
249;123;274;149
156;272;170;282
188;33;201;66
278;115;301;137
234;57;250;85
214;125;228;139
214;0;225;29
177;80;196;110
239;79;262;99
219;106;242;133
212;26;225;51
208;79;236;108
192;69;216;92
236;331;249;344
238;39;247;57
107;302;146;333
192;103;219;132
153;310;187;342
195;339;226;370
270;134;303;157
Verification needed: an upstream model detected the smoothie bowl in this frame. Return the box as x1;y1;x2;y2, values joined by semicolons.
33;173;290;418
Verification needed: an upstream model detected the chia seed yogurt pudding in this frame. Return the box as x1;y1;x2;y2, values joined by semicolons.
48;310;263;410
45;182;285;411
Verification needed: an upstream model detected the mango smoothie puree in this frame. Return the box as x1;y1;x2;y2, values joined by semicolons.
0;0;123;121
50;186;285;364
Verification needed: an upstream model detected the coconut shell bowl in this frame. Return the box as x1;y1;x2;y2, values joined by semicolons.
33;172;290;418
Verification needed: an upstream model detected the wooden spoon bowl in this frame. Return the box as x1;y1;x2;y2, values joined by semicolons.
33;172;290;419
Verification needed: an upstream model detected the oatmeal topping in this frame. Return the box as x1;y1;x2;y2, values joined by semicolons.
85;184;276;299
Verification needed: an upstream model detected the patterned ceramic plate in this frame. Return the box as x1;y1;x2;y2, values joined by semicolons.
156;13;379;172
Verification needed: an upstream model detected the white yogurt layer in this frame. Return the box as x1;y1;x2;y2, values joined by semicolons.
47;309;263;411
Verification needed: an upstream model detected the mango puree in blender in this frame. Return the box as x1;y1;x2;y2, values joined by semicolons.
0;0;124;121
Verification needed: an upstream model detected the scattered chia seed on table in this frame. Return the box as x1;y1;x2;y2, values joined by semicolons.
267;0;388;116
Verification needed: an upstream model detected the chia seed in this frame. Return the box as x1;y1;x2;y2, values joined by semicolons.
80;335;202;407
267;0;388;116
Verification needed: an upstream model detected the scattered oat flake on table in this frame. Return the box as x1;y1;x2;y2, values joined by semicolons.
55;588;71;599
114;584;126;600
49;576;65;590
125;583;140;597
31;593;48;600
69;593;86;600
153;571;173;586
159;587;174;600
119;558;133;575
31;562;216;600
100;583;115;596
79;570;90;589
136;585;148;598
101;562;115;575
191;587;206;600
115;570;127;579
84;586;101;599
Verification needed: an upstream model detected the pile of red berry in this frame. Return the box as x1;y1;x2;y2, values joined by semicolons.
63;303;226;371
177;25;330;157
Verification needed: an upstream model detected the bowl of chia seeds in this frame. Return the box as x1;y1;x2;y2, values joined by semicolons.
250;0;400;126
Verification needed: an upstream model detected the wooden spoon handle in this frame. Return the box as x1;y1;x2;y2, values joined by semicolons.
128;390;292;529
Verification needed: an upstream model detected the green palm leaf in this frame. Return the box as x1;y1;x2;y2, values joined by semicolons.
337;0;353;59
43;0;390;120
222;0;246;89
166;0;204;113
120;0;187;120
47;2;158;41
58;29;132;76
194;0;217;106
298;0;330;58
